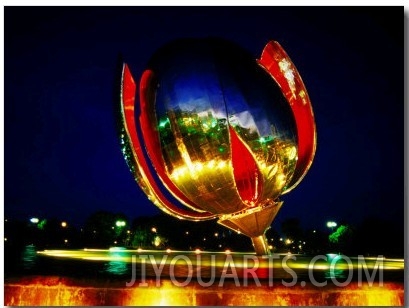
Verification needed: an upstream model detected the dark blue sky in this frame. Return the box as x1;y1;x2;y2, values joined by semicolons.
4;7;404;231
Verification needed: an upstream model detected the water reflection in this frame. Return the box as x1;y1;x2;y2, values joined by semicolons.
32;249;405;283
105;247;128;275
324;253;349;279
22;244;37;270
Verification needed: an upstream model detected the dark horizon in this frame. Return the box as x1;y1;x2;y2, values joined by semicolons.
4;7;404;235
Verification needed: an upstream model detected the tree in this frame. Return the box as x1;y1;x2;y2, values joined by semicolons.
281;218;303;242
328;224;354;253
131;227;150;248
83;211;128;247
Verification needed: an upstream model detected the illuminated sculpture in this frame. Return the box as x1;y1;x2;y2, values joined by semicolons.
119;38;316;255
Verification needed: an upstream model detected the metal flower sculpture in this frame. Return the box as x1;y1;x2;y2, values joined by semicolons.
119;38;316;255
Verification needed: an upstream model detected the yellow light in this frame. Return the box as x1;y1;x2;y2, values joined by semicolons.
286;146;297;160
154;236;161;247
276;174;286;187
298;89;307;105
225;249;231;255
193;162;203;171
217;160;226;169
166;248;172;253
194;248;201;254
207;159;215;168
61;221;67;228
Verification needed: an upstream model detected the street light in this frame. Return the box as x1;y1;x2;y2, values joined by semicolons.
116;220;126;227
327;221;337;231
327;221;337;228
30;217;39;224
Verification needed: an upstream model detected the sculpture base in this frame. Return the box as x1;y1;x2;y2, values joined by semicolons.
218;201;283;255
4;276;404;306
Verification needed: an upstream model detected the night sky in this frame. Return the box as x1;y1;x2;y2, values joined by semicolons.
4;7;404;232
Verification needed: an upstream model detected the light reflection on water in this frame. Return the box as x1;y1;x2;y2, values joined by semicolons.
105;249;129;275
22;245;38;270
32;248;404;282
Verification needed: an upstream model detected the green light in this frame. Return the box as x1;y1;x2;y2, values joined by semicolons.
116;220;126;227
259;136;273;144
37;219;47;230
329;225;350;244
158;118;170;128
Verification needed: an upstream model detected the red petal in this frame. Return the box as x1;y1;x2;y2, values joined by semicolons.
258;41;317;193
120;64;215;220
229;126;262;206
139;69;208;213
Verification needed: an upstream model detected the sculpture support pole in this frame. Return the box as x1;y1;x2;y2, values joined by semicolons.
251;235;270;256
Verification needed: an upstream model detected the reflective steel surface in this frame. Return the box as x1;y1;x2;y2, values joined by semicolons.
141;38;298;214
